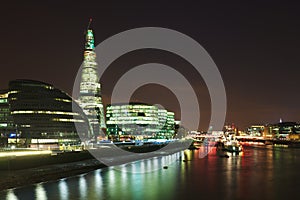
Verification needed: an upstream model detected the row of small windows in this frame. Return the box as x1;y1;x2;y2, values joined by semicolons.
0;108;9;112
11;83;54;90
106;113;158;117
52;118;85;123
107;105;157;110
54;98;71;103
107;121;160;125
11;110;80;116
106;108;174;115
0;99;8;103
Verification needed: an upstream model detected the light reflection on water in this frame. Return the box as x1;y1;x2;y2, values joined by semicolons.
6;190;18;200
79;175;87;199
1;147;300;200
58;179;68;200
35;184;47;200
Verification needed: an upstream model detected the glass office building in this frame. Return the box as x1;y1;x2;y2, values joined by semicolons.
106;103;175;141
0;90;14;146
0;79;91;149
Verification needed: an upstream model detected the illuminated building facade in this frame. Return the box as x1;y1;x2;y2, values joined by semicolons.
265;122;300;139
157;109;175;138
0;90;14;146
78;20;106;137
247;125;264;136
0;79;90;149
224;123;238;135
106;103;175;141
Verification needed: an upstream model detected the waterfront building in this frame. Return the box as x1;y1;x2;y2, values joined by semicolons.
247;125;264;136
223;123;238;135
265;121;300;139
289;126;300;140
0;79;91;149
174;120;181;134
0;90;14;146
156;109;175;138
77;19;106;138
106;103;175;141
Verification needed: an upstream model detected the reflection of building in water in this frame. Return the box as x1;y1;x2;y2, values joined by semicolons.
0;79;90;149
106;103;175;141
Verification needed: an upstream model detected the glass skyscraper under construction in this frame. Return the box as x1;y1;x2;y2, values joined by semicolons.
78;19;106;137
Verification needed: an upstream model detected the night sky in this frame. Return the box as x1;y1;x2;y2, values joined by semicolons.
1;1;300;131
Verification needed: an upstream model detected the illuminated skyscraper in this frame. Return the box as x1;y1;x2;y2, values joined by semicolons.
78;19;106;137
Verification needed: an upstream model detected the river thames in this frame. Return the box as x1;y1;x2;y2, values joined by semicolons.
1;145;299;200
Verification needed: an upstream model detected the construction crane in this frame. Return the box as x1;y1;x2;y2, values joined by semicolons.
87;18;92;30
84;18;93;36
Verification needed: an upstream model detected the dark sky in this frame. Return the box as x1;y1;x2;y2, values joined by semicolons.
1;1;300;130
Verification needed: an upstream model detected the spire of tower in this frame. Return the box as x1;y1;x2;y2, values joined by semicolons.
87;18;92;30
85;18;95;50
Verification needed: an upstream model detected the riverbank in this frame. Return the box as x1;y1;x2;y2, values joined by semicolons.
0;141;191;191
0;158;106;191
0;150;98;170
0;143;174;191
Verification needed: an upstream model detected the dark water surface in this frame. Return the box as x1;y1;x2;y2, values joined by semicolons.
1;146;299;200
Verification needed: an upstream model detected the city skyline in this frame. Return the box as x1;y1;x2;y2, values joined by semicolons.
1;1;300;130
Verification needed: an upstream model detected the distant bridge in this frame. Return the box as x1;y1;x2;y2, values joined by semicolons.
236;136;300;147
190;135;300;147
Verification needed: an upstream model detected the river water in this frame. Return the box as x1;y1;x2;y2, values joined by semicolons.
1;145;299;200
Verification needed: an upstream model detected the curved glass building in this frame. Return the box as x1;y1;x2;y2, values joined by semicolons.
0;79;90;149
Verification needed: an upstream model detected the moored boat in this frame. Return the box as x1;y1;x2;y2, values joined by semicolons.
215;139;243;153
223;139;243;153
